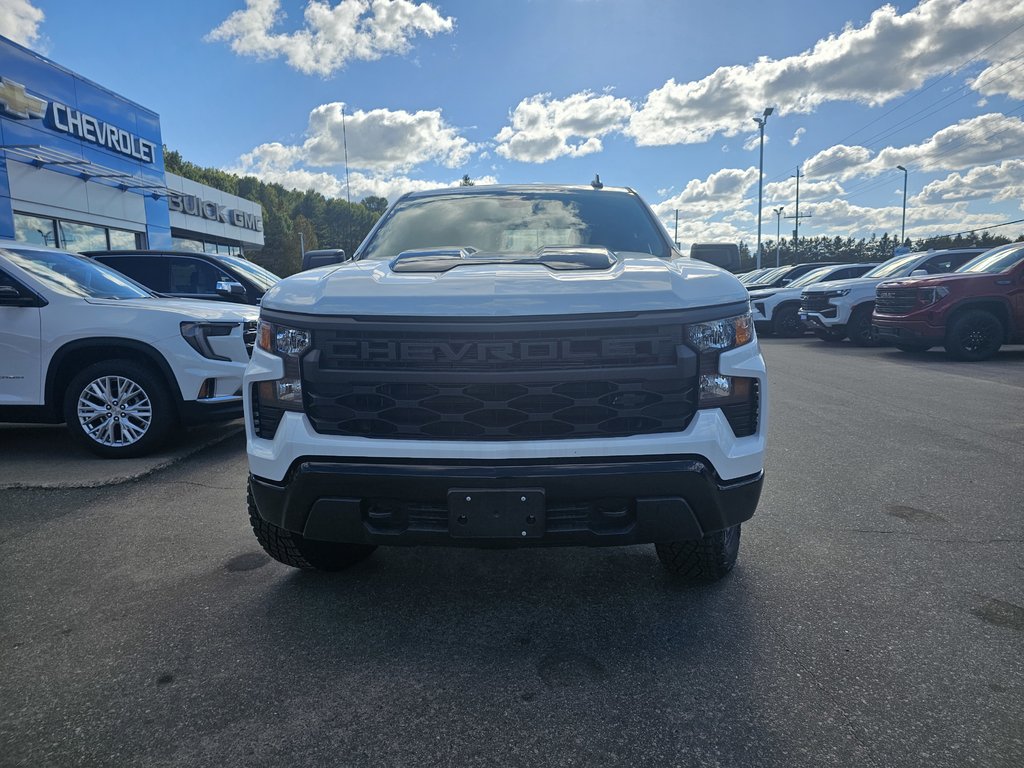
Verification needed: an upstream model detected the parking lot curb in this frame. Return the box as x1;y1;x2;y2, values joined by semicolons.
0;423;245;491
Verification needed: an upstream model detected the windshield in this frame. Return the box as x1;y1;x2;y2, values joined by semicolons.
3;247;151;300
787;266;836;288
216;254;281;291
955;244;1024;274
358;189;671;260
863;252;926;279
739;269;770;284
749;266;788;284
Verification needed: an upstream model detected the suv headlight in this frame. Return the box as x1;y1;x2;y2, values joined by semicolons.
917;286;949;306
687;313;758;413
180;322;237;362
822;289;850;298
255;320;310;411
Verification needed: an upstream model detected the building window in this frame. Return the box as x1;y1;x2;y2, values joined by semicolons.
108;228;144;250
59;221;108;253
13;213;58;247
171;236;205;253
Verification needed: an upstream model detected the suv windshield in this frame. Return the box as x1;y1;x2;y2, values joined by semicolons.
4;247;151;300
863;253;926;279
787;266;835;288
955;244;1024;274
358;189;671;260
217;254;281;291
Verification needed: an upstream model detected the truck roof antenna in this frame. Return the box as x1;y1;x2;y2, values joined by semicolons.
591;174;603;190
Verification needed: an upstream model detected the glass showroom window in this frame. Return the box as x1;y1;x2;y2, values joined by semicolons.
108;228;144;250
13;213;58;247
171;236;205;253
59;221;108;253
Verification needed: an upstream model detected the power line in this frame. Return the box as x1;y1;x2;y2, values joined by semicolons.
933;216;1024;239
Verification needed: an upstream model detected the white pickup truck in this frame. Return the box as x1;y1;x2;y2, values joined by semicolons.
244;185;767;582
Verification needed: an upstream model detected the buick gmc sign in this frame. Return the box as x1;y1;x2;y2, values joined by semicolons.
168;193;263;232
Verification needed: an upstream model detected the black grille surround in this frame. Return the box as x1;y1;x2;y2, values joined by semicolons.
262;305;750;442
243;320;258;357
800;292;835;313
874;287;918;316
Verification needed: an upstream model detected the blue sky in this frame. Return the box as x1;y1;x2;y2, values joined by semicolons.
5;0;1024;251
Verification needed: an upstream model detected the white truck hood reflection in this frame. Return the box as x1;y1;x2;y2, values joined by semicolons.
261;255;748;317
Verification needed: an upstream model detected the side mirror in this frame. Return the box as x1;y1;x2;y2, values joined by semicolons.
215;280;246;297
909;269;928;277
0;284;40;307
302;250;347;270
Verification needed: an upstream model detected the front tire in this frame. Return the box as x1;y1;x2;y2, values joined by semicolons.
772;306;805;337
945;309;1004;361
846;305;879;347
63;360;174;458
247;481;377;571
655;525;741;582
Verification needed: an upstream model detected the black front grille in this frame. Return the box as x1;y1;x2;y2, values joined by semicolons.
243;321;258;357
800;292;833;312
301;316;699;441
875;287;918;315
722;379;759;438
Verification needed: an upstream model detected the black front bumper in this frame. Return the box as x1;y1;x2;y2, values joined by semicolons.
178;397;244;426
249;456;763;548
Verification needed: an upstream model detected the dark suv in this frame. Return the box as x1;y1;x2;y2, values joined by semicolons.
87;250;280;305
745;262;843;291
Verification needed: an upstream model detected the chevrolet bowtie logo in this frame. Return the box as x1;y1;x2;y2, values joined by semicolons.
0;77;47;120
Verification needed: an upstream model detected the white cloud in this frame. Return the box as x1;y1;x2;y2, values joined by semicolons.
494;91;634;163
764;178;845;203
0;0;44;47
913;159;1024;204
303;103;476;171
790;127;806;146
206;0;454;76
742;133;766;152
804;113;1024;181
625;0;1024;147
652;167;759;220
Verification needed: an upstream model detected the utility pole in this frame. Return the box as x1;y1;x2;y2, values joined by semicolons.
752;107;774;269
341;104;351;205
299;231;305;258
674;209;679;248
896;165;908;251
785;166;812;260
773;206;784;267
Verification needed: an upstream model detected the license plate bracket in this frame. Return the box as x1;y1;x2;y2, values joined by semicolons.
448;488;546;539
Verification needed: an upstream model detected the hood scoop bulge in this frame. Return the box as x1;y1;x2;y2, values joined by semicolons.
389;246;617;273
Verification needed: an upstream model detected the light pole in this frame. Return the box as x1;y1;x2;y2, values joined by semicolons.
753;106;774;270
773;206;784;267
896;165;908;250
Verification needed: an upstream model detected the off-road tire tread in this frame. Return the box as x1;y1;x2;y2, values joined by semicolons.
247;482;375;570
944;308;1004;361
655;525;740;582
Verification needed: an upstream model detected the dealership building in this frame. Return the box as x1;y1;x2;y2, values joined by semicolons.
0;35;263;255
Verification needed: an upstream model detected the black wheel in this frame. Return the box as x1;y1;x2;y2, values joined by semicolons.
846;305;879;347
655;525;741;582
772;305;805;337
247;481;377;571
63;359;174;458
944;309;1004;361
813;328;846;343
895;343;931;353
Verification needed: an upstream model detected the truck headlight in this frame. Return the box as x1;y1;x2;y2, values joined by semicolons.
687;313;758;416
255;320;310;411
180;322;237;361
686;314;753;352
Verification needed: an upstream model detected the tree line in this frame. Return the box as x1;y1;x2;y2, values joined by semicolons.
734;228;1022;272
164;148;386;277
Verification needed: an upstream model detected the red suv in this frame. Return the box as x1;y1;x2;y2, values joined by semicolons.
872;243;1024;361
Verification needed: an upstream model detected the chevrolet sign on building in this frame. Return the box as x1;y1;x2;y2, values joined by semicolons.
0;36;264;256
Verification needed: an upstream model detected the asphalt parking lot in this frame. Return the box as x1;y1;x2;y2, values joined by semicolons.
1;339;1021;768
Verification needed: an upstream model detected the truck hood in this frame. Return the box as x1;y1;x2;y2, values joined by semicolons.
84;296;259;322
261;255;749;317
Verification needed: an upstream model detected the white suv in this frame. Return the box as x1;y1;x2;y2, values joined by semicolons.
749;263;876;336
798;248;986;345
0;242;258;457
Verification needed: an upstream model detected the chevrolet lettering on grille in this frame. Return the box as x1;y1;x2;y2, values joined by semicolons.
328;338;659;364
